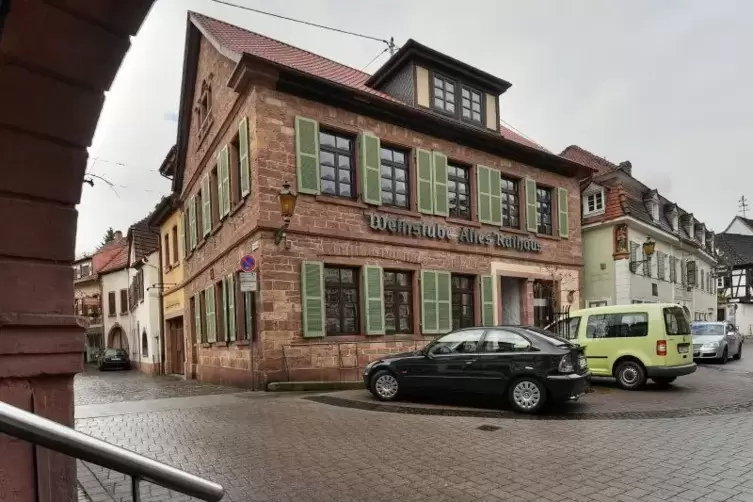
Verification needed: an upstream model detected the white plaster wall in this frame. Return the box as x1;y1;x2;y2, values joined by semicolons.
101;269;131;353
725;219;753;236
735;304;753;337
131;252;162;368
501;278;522;324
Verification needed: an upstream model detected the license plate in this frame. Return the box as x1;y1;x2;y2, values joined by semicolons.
678;345;689;354
111;357;121;361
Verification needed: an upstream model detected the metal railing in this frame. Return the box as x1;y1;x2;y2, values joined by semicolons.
0;401;224;501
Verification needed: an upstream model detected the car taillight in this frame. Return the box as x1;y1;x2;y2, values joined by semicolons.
558;355;574;373
657;340;667;356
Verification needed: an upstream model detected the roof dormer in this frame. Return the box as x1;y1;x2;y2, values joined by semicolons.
683;213;695;239
695;223;707;247
665;203;679;232
643;189;660;222
366;39;511;133
582;182;605;217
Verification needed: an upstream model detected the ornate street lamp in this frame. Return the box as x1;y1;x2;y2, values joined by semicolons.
630;236;656;273
275;181;298;246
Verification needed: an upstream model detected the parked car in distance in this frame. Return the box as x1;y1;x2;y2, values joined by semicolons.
691;321;742;363
547;303;696;390
363;326;590;414
98;348;131;371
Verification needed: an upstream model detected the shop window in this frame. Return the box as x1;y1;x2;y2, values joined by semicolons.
451;275;475;330
447;163;470;220
383;270;413;334
319;130;355;198
325;266;359;335
501;176;520;228
380;146;409;208
536;186;553;235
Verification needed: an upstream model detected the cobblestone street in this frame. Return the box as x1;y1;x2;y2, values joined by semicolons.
76;360;753;502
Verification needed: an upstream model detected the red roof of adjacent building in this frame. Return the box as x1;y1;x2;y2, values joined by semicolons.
560;145;618;176
190;12;548;152
96;238;128;274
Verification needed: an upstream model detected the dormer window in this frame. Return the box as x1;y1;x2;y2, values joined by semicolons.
432;74;456;115
650;202;659;222
461;86;482;123
671;212;679;232
583;190;604;216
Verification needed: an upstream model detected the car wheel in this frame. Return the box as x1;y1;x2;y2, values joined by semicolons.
651;377;676;387
615;360;646;390
508;377;546;414
370;370;400;402
720;348;728;364
734;344;742;361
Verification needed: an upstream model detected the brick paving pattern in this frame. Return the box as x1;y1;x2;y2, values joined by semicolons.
76;358;753;501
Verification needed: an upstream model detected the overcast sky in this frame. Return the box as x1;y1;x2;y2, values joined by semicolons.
76;0;753;254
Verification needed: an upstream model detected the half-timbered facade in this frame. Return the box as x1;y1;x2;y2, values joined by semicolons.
717;222;753;336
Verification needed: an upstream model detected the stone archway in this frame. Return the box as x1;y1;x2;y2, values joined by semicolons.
108;324;129;351
0;2;155;500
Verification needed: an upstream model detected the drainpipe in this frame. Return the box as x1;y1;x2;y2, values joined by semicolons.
156;244;166;375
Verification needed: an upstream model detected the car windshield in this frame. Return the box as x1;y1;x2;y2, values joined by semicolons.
522;327;572;347
691;324;723;336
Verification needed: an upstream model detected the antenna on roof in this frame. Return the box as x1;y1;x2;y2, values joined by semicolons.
739;195;749;218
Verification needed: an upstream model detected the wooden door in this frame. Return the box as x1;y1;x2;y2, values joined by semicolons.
175;321;185;375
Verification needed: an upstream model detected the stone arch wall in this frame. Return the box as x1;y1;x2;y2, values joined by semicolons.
0;2;155;500
108;323;129;350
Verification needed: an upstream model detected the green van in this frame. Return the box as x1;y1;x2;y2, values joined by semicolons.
548;303;696;390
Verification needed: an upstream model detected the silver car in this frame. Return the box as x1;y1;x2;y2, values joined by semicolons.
691;322;743;363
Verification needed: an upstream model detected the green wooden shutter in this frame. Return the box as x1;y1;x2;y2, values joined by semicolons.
362;265;385;335
189;197;197;249
480;275;495;327
301;261;325;338
193;295;202;343
360;132;382;205
179;212;185;259
432;151;448;216
227;274;236;341
206;286;216;343
239;117;250;197
525;178;538;232
295;116;320;195
489;168;502;226
222;277;228;341
436;271;452;334
477;165;491;224
558;187;569;238
421;270;438;334
416;148;434;214
202;175;211;236
221;145;230;217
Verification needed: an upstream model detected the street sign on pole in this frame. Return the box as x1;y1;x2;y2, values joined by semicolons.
240;255;256;272
239;272;257;292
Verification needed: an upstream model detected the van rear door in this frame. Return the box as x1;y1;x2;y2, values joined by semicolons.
662;306;692;366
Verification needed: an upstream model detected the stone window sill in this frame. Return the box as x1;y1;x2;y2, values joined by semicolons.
377;205;420;219
500;226;529;236
230;199;246;216
211;223;222;236
447;217;480;228
315;194;366;209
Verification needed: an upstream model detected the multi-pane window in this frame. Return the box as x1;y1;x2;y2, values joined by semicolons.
451;275;475;330
324;267;359;335
319;130;355;198
536;187;553;235
383;270;412;334
432;74;456;114
461;86;482;123
81;263;91;277
584;191;604;215
447;164;470;219
380;146;409;208
501;177;520;228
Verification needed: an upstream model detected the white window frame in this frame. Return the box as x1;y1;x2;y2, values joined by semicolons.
583;189;605;216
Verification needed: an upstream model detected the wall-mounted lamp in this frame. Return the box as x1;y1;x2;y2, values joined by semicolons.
566;290;575;304
274;181;298;246
629;236;656;273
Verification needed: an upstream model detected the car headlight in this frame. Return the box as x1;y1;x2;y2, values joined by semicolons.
702;342;719;349
364;360;378;371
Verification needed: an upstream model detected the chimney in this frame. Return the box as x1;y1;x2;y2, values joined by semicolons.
618;161;632;176
114;231;123;240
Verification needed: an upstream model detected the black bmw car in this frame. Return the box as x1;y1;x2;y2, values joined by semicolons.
363;325;590;414
98;348;131;371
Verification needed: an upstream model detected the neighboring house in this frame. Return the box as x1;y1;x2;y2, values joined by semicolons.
126;216;161;374
99;236;131;355
150;150;187;375
170;13;591;386
717;219;753;336
73;255;102;362
562;146;717;319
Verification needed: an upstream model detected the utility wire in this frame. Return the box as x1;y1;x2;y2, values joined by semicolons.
208;0;397;54
362;47;390;72
500;118;544;148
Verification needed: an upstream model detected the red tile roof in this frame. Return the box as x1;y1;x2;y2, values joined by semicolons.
190;12;548;152
560;145;618;176
97;238;128;274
